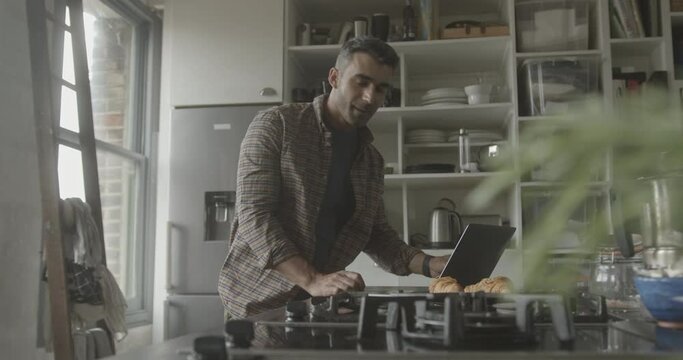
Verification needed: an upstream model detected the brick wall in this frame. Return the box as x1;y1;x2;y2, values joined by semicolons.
89;17;132;294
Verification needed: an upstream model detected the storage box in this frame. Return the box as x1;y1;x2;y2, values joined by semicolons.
441;24;509;39
672;0;683;12
516;0;591;52
522;190;605;249
519;57;600;116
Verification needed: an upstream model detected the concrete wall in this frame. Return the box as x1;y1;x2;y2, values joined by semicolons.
0;0;51;358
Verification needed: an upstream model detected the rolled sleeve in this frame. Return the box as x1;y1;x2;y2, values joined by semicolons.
236;110;300;269
364;200;421;275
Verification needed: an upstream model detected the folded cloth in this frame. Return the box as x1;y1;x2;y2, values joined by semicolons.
64;198;103;268
97;264;128;341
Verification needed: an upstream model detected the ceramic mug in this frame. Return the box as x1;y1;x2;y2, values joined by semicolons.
353;16;368;38
371;13;390;41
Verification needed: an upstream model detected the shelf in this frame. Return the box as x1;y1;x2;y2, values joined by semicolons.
403;141;505;152
672;12;683;27
518;115;573;122
370;103;512;131
416;247;520;257
610;37;663;58
384;172;502;189
515;49;601;59
518;115;587;130
394;36;511;74
524;248;594;257
521;181;609;190
288;36;510;78
521;181;609;187
291;0;505;23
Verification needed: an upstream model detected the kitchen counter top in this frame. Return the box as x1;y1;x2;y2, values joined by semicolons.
108;330;683;360
108;289;683;359
109;320;683;359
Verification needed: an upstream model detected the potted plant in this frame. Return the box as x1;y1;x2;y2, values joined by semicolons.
466;89;683;302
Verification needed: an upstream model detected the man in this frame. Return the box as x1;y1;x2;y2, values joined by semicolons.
218;37;448;319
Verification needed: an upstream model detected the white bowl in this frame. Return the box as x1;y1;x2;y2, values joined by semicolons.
464;84;492;96
467;94;491;105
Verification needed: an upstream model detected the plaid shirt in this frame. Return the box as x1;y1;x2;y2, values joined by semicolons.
218;95;421;318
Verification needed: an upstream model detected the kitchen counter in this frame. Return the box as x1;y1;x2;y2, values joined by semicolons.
108;328;683;360
108;289;683;359
109;322;683;359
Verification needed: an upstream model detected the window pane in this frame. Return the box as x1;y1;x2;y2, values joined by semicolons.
84;3;136;151
58;144;86;200
59;85;79;131
97;150;142;298
62;31;75;85
65;5;71;26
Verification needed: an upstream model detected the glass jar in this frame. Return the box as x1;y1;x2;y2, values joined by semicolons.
589;247;642;310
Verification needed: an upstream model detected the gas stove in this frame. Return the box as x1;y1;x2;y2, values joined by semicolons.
191;289;683;359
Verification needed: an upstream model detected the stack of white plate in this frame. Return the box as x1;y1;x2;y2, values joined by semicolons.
421;88;467;107
406;129;447;144
446;130;503;143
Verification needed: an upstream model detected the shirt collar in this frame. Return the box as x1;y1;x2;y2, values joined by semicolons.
312;94;374;147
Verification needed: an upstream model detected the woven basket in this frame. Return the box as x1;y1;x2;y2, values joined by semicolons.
672;0;683;12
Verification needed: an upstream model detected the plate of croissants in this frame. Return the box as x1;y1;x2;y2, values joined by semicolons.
428;275;513;294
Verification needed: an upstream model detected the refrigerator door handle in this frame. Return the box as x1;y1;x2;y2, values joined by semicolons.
166;221;176;293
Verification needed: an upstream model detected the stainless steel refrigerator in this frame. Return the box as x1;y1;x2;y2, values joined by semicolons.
165;104;271;339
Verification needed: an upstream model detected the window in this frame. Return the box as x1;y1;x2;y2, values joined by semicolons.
46;0;160;324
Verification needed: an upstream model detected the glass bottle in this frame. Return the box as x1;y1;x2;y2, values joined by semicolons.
458;129;471;173
402;0;417;41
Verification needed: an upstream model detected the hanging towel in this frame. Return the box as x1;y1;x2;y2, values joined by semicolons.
66;198;127;340
97;264;128;341
65;198;103;267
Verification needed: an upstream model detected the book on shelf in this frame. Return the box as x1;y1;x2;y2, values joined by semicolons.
637;0;660;37
630;0;646;37
610;4;627;39
610;0;644;38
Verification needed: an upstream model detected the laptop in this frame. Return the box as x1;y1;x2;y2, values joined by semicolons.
438;223;517;286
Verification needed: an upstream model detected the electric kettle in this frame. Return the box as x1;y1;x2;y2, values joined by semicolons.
429;198;464;248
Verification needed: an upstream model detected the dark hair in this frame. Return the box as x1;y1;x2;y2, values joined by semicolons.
335;36;399;71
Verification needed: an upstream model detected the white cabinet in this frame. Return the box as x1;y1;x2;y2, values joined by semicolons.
283;0;679;288
285;0;517;287
167;0;283;106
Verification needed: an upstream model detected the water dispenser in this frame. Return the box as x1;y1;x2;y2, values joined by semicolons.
204;191;235;242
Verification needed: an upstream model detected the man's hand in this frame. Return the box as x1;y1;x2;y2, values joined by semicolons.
304;271;366;297
428;255;449;278
274;255;365;297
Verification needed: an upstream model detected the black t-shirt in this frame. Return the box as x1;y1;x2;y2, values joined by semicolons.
313;128;358;271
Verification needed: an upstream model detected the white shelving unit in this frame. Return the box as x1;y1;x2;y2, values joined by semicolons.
283;0;679;287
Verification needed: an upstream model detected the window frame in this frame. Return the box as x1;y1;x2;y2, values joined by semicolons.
48;0;161;326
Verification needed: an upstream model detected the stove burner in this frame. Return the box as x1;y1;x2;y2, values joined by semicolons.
358;292;576;349
285;301;308;321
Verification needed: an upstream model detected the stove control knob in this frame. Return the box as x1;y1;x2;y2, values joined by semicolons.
286;300;308;320
194;336;226;360
224;319;254;349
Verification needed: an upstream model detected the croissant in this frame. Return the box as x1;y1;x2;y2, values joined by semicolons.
463;276;513;294
429;276;463;293
429;276;513;294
